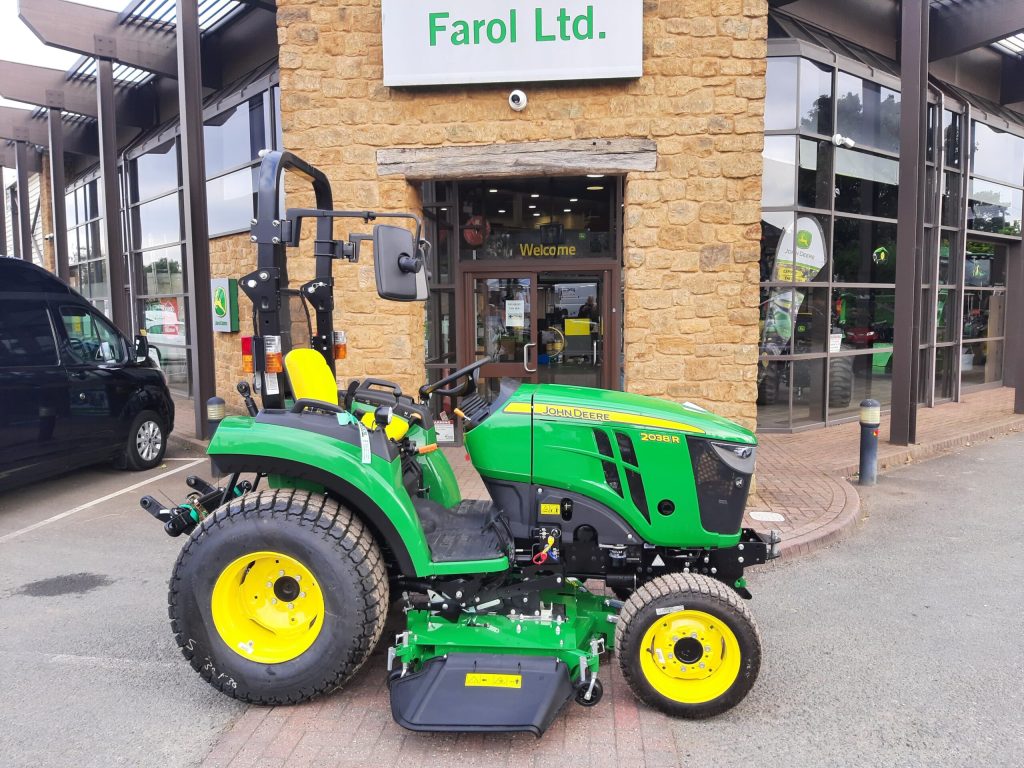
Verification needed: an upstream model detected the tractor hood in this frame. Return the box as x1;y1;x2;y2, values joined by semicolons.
522;384;756;445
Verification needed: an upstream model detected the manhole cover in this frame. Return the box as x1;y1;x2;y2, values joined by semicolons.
748;510;786;523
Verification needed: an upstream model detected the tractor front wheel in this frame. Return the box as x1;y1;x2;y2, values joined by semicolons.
616;573;761;718
169;489;389;704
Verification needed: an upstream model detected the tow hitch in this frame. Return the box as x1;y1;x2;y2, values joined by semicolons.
140;474;251;537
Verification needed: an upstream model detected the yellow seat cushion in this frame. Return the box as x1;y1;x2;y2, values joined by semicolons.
285;349;339;405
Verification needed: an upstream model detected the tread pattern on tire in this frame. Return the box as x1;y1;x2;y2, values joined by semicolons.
615;572;761;718
168;488;389;705
829;356;854;408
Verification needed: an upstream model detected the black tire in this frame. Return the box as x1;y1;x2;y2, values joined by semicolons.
123;409;167;470
757;364;780;406
616;573;761;719
169;488;389;705
829;357;854;409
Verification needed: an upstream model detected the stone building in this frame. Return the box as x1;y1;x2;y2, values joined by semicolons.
2;0;1023;443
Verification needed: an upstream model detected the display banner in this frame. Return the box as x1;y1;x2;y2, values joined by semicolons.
382;1;643;86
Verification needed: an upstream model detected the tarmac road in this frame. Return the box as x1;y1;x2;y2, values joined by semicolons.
0;454;243;768
0;433;1022;767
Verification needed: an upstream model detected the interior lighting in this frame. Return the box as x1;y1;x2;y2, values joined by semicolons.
570;198;579;202
587;186;604;191
498;209;506;214
533;213;541;217
528;205;537;209
531;193;540;198
564;208;571;213
489;188;498;193
586;174;605;178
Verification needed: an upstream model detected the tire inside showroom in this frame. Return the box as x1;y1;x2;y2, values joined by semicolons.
168;488;389;705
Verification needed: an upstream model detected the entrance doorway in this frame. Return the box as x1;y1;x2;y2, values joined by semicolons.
464;269;617;395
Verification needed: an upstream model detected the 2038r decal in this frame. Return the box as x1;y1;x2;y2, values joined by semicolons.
640;432;680;444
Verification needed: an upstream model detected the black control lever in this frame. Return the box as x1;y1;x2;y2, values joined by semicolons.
237;381;258;416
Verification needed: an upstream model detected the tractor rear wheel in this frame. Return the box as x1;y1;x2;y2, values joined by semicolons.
615;573;761;718
169;488;389;704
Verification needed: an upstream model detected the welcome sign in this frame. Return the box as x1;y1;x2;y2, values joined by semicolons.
382;1;643;86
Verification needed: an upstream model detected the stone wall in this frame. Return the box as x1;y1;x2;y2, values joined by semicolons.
208;233;256;414
276;0;767;429
37;157;55;274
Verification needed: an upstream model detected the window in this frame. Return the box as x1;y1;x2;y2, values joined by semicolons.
799;59;833;136
971;123;1024;187
0;302;57;368
65;178;110;318
60;306;127;365
765;57;798;130
967;178;1023;236
131;140;179;203
836;72;901;154
762;136;797;207
834;149;899;219
207;167;258;237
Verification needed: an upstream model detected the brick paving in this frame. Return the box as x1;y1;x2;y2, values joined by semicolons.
192;387;1024;768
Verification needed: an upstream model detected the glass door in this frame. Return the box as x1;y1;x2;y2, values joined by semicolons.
467;274;538;389
537;272;607;389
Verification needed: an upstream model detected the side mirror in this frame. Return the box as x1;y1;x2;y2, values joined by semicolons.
373;224;428;302
134;333;150;362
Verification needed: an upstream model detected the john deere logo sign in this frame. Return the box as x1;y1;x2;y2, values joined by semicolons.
210;278;238;333
214;287;228;318
796;230;812;249
382;1;643;86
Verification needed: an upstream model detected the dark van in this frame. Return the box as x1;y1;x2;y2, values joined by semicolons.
0;257;175;491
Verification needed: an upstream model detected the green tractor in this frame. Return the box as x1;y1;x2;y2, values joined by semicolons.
142;151;780;735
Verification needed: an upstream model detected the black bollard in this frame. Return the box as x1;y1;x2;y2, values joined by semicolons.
207;395;226;438
858;399;880;486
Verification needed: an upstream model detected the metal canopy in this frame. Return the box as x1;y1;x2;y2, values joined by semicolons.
0;107;98;156
929;0;1024;61
18;0;178;78
0;143;41;172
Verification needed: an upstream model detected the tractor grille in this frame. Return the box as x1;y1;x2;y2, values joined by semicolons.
687;438;755;535
593;429;623;497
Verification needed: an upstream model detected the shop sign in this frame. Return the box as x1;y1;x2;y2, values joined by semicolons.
211;278;239;333
382;1;643;87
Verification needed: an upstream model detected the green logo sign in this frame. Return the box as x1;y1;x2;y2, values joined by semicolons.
796;230;812;249
872;246;889;264
214;287;228;318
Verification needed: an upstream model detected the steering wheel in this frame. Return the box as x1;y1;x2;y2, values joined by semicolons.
419;357;491;401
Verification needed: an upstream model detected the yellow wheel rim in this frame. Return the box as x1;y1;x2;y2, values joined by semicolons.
211;551;325;664
638;609;742;704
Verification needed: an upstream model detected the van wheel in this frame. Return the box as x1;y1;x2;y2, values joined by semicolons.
123;410;167;470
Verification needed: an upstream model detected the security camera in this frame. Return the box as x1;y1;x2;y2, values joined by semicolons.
508;90;528;112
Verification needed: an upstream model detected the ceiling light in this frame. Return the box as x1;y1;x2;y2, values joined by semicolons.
587;186;604;191
586;174;605;178
489;188;498;193
570;198;579;202
533;213;541;217
531;193;540;198
528;205;537;209
564;208;571;213
440;208;447;211
498;209;506;214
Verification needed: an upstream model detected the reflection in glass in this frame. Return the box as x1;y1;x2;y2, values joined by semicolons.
962;291;1006;340
204;98;263;178
936;289;955;342
762;136;796;207
135;193;182;250
937;235;954;284
133;140;178;202
964;241;1006;287
832;218;897;283
207;168;256;236
799;58;833;136
943;110;961;168
967;178;1022;235
831;288;896;352
934;346;955;401
764;57;798;131
827;353;893;422
836;72;901;153
457;177;615;261
961;340;1003;387
834;148;899;218
971;122;1024;186
141;246;185;296
941;171;961;227
798;139;832;209
791;289;830;354
759;212;794;283
472;278;531;362
791;358;826;427
756;360;792;429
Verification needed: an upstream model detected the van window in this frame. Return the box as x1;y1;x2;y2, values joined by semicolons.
0;302;59;368
60;306;128;365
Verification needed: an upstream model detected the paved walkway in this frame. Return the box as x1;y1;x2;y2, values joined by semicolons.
192;387;1024;768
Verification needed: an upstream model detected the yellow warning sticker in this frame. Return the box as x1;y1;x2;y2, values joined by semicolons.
540;503;561;516
465;673;522;689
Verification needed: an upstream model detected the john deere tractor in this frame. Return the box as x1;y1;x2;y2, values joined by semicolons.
142;152;779;735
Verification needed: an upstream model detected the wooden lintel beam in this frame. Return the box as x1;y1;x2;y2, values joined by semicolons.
378;139;659;180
